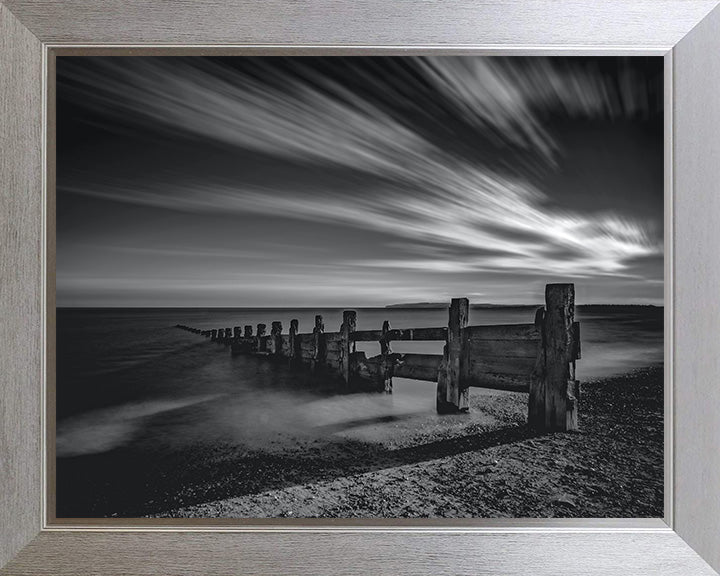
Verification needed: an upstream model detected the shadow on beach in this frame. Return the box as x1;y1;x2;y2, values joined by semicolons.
56;414;538;517
56;362;664;519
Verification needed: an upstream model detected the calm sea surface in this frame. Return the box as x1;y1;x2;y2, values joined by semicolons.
56;306;663;459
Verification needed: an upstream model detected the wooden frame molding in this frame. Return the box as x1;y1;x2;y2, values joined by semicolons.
2;1;720;574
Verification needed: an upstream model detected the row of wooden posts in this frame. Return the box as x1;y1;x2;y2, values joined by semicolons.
176;283;581;432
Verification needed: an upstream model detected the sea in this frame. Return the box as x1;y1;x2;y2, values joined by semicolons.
56;305;663;461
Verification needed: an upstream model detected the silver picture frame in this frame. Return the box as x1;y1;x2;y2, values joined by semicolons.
1;1;719;574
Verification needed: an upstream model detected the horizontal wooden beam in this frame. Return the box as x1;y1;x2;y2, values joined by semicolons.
465;374;531;393
465;323;540;341
350;330;384;342
465;339;540;359
325;340;343;353
467;355;537;377
392;353;442;382
351;327;447;342
298;350;315;361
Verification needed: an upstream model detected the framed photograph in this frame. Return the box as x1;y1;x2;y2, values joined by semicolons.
2;1;720;575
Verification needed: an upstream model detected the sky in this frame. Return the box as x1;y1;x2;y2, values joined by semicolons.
56;56;664;307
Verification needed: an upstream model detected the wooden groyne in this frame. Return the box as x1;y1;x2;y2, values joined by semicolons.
175;283;581;432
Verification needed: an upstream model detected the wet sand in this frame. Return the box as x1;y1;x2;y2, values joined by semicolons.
137;365;664;519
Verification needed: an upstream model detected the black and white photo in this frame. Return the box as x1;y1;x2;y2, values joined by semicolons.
56;56;664;519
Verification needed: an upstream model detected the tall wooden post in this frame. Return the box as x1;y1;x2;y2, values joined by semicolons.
340;310;357;389
529;283;578;432
436;298;469;413
233;326;241;340
211;329;218;341
270;321;282;356
244;325;253;339
312;315;325;373
256;323;266;353
380;320;393;393
289;319;299;366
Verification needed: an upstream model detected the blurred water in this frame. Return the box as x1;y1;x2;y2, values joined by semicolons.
56;306;663;458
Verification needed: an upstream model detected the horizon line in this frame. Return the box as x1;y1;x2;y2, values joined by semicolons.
55;302;665;309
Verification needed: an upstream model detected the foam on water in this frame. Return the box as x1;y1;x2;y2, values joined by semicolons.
56;306;663;457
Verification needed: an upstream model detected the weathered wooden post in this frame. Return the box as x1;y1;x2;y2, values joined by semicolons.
528;283;578;432
289;319;299;366
244;325;253;339
233;326;242;340
256;323;267;353
380;320;393;393
339;310;357;389
270;321;283;356
436;298;469;413
224;328;232;345
311;315;325;373
211;329;218;341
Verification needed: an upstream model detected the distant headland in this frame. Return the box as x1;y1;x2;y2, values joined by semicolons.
386;302;662;310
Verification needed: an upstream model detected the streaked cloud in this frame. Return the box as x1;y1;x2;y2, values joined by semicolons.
57;56;663;306
60;165;659;279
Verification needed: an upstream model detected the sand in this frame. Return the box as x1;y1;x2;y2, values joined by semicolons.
150;365;663;519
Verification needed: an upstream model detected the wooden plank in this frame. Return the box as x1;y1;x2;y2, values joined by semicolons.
466;355;537;377
466;373;531;393
380;320;392;393
299;344;316;355
255;324;267;353
287;319;299;363
395;353;443;368
325;340;342;353
351;327;447;342
351;352;386;391
393;365;439;382
298;350;315;361
465;323;540;341
571;321;581;360
339;311;356;387
388;327;447;341
324;332;342;343
465;338;541;359
311;315;325;372
436;298;469;412
280;334;292;357
393;353;442;382
297;333;315;346
324;355;341;370
268;322;282;355
350;330;384;342
528;284;577;432
325;350;342;362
